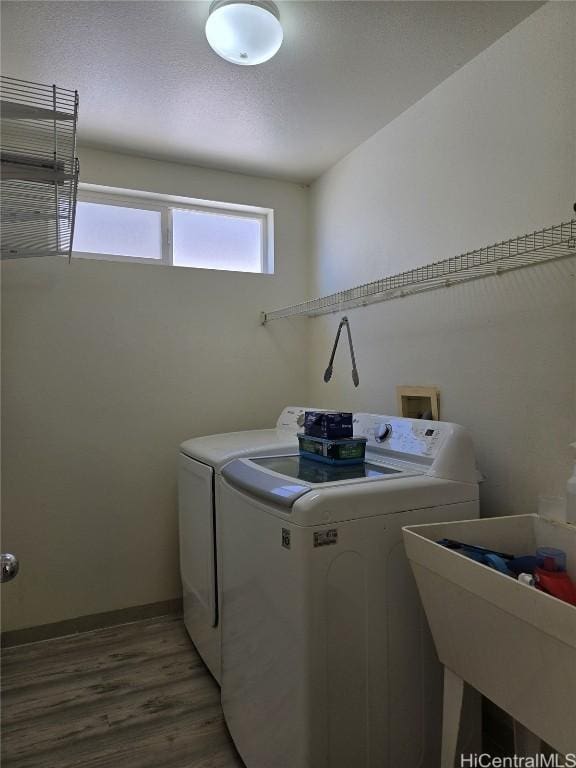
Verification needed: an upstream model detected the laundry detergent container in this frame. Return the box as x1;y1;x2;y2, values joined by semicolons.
402;514;576;755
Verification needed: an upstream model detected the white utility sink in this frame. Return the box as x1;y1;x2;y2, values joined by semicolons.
403;514;576;761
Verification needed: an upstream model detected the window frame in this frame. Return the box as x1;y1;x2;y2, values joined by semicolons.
73;184;274;274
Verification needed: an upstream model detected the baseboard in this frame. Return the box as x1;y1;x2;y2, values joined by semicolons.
1;598;183;647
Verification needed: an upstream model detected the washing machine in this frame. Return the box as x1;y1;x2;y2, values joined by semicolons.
219;413;481;768
178;406;324;683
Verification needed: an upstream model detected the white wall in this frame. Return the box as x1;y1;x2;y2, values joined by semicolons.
308;2;576;516
1;148;310;631
3;3;575;634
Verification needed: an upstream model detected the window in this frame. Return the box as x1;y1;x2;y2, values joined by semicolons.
172;208;263;272
73;185;273;274
74;202;163;261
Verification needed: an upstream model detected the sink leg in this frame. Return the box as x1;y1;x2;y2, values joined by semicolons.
441;666;464;768
513;720;541;757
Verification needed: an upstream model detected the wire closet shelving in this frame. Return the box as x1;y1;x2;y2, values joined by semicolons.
261;218;576;323
0;75;80;260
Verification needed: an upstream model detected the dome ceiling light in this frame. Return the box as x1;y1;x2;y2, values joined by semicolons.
205;0;283;66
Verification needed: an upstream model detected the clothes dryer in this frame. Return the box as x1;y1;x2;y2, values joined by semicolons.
178;406;322;682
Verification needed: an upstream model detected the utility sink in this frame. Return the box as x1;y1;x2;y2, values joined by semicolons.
403;514;576;757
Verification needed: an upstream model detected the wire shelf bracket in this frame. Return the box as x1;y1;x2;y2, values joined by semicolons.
261;219;576;323
1;75;80;261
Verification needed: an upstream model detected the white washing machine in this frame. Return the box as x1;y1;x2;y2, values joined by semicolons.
178;406;324;683
219;413;481;768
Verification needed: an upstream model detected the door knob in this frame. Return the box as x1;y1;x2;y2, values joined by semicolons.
1;553;19;583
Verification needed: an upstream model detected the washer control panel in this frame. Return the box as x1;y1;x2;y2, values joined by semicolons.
354;413;445;460
278;410;448;461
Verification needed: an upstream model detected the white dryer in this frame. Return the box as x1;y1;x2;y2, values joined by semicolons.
178;406;323;683
219;413;481;768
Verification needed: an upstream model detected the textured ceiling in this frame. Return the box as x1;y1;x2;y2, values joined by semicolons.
1;1;541;182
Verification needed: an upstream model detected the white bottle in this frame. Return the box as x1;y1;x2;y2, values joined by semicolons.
567;443;576;524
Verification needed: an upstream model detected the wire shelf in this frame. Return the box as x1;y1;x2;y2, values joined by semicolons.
1;75;79;260
262;219;576;323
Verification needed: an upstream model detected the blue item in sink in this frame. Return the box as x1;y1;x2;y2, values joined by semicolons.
483;553;513;575
437;539;515;559
437;539;514;575
507;555;539;575
437;539;544;579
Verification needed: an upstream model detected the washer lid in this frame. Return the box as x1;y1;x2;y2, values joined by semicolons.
252;455;401;483
222;457;310;508
222;454;404;509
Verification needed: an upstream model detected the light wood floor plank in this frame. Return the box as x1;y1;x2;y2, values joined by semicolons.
1;615;244;768
4;646;206;723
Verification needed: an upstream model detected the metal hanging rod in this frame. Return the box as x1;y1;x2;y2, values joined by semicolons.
260;219;576;323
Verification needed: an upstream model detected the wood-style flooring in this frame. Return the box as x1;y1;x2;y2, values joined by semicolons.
1;615;245;768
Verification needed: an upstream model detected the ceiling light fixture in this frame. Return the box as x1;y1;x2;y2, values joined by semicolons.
205;0;283;66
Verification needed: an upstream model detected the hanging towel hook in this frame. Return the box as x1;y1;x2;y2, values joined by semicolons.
323;316;359;387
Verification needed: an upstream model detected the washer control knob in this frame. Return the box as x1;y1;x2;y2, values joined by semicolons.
375;423;392;442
